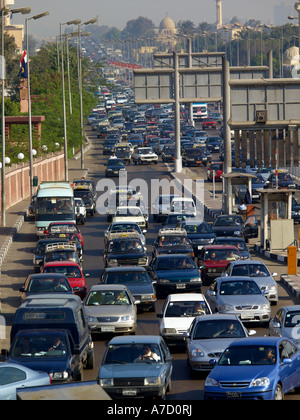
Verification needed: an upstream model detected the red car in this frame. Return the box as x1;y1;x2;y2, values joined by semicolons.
207;162;223;182
44;222;84;250
202;119;217;130
42;261;89;300
198;245;241;285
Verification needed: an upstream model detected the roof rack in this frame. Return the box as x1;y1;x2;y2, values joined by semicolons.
158;228;187;236
49;226;77;233
45;242;77;252
108;232;141;240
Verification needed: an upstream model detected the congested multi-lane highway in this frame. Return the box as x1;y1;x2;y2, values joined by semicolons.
1;121;300;400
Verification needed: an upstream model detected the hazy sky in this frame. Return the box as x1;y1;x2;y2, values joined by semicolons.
13;0;294;39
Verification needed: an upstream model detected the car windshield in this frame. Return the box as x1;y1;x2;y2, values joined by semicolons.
44;251;79;263
107;159;124;167
85;290;130;306
27;277;71;293
43;266;82;278
214;216;242;226
11;335;68;358
184;223;212;234
219;280;261;295
108;240;143;253
104;343;162;364
203;249;240;261
155;257;196;270
219;345;277;366
166;215;193;224
192;319;246;339
110;224;141;234
158;235;188;246
284;311;300;327
105;271;150;284
215;240;247;251
165;301;210;317
116;208;143;217
231;264;270;277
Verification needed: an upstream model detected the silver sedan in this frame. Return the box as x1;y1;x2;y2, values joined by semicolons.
83;284;139;335
205;276;271;325
269;305;300;346
185;314;256;376
0;363;51;400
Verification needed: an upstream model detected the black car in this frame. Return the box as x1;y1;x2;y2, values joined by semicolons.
74;188;96;216
100;267;156;311
264;172;296;189
163;213;196;228
152;228;194;258
251;174;266;202
161;145;176;162
292;196;300;223
211;214;245;239
114;144;131;164
103;140;117;155
19;273;73;302
147;254;202;298
182;147;207;167
206;136;223;153
103;233;148;267
176;220;216;257
105;158;126;177
32;237;70;272
73;179;96;201
214;237;251;260
212;214;259;243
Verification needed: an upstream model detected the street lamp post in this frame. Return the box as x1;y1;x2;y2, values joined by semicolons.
1;6;31;226
26;11;49;198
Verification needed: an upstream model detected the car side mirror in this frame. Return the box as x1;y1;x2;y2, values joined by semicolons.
1;349;8;360
84;273;90;278
19;287;25;293
156;314;163;318
271;321;281;329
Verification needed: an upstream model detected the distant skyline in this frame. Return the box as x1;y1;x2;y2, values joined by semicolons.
12;0;295;39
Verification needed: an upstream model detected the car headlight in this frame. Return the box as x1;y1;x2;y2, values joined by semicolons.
120;315;134;322
162;328;177;334
260;304;270;311
190;277;202;283
205;377;219;387
108;259;118;266
251;377;270;387
86;315;98;323
100;378;114;387
267;285;277;292
220;304;234;311
144;377;161;386
207;238;215;244
159;279;170;283
233;230;242;236
138;257;148;265
50;372;69;380
191;349;205;358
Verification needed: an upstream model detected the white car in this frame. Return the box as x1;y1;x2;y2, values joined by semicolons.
157;293;212;346
132;147;158;165
152;194;181;222
75;197;87;225
170;197;197;216
112;206;147;231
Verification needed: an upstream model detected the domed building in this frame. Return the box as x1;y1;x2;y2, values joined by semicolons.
156;14;178;49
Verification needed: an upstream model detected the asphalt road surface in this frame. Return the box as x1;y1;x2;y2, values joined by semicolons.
1;129;300;400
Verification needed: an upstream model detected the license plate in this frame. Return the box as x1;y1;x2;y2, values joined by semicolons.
226;392;241;399
176;283;186;289
241;312;254;320
101;326;115;332
123;389;137;396
196;161;202;164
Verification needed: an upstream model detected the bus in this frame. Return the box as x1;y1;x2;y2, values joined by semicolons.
192;103;208;121
35;181;75;237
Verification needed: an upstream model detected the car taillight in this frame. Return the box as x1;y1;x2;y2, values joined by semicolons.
48;374;52;384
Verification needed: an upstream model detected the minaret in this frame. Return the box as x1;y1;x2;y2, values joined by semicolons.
216;0;223;29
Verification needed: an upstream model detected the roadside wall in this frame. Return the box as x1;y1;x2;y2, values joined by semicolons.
0;152;65;211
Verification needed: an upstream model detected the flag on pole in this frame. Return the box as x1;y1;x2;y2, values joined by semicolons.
18;50;28;79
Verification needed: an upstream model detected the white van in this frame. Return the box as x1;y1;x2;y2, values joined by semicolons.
170;197;197;216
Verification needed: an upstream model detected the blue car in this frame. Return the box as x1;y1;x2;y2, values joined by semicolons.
204;337;300;400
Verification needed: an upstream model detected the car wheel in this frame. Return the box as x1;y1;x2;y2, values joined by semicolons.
274;384;284;400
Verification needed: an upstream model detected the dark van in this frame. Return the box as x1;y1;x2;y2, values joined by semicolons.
4;294;94;382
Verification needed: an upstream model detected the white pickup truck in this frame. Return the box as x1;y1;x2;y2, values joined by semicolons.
131;147;158;165
112;206;148;231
